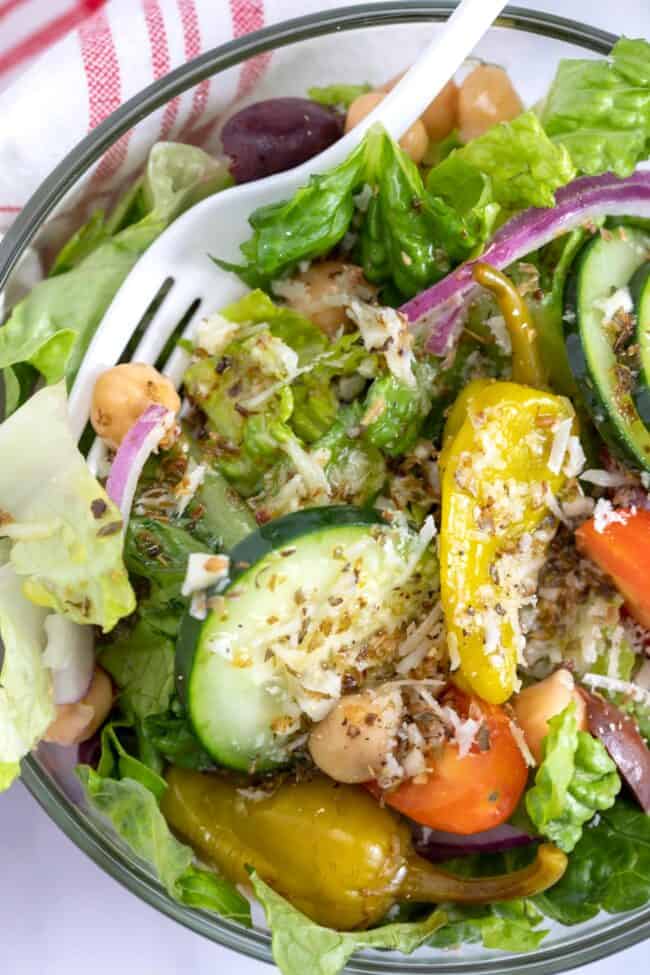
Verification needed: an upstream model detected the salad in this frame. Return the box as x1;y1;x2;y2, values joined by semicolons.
2;37;650;975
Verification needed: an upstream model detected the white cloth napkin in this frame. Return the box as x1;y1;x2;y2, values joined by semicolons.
0;0;424;243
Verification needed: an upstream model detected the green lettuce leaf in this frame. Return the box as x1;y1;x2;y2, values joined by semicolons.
315;402;386;505
78;766;251;924
359;127;472;296
229;126;473;299
0;564;54;790
430;898;548;952
308;83;371;109
251;872;446;975
232;139;367;286
427;111;575;221
100;618;174;721
0;143;231;398
124;516;207;607
535;798;650;924
96;721;167;800
0;383;135;631
360;359;438;456
541;37;650;176
142;707;214;770
525;702;621;852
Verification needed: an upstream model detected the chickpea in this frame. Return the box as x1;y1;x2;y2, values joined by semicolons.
284;260;376;337
309;687;403;784
91;362;180;448
513;669;587;764
382;73;458;141
45;666;114;747
458;64;523;142
345;91;429;164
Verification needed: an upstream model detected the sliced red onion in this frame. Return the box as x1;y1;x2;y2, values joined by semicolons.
412;822;535;862
400;171;650;354
42;614;95;705
106;404;175;522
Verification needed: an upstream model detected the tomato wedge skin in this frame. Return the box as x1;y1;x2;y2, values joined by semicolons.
372;691;528;835
576;508;650;629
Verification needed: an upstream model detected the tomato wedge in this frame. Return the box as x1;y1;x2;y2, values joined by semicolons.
576;507;650;629
376;691;528;835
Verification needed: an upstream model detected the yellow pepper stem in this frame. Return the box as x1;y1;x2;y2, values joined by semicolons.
473;262;546;388
402;844;567;904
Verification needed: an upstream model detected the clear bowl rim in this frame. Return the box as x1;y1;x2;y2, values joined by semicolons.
3;2;649;971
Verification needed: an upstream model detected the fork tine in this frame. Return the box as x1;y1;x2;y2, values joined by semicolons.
130;280;201;366
68;273;178;440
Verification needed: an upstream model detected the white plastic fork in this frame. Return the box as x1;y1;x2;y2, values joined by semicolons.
69;0;507;466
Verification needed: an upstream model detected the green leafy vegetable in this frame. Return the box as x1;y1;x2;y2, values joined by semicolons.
430;898;548;952
124;516;207;606
290;376;339;442
0;143;231;398
230;140;367;287
0;383;135;631
427;112;575;220
542;37;650;176
359;128;472;296
100;618;174;721
97;722;167;800
315;403;386;505
535;798;650;923
229;127;474;299
361;359;437;456
525;702;621;853
0;564;54;791
250;872;446;975
142;708;214;770
308;83;371;109
78;767;251;924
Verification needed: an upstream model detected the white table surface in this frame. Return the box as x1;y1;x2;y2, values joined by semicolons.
3;1;650;973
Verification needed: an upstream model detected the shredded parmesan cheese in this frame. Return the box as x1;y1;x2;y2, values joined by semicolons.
582;672;650;705
347;299;416;387
547;418;573;475
593;498;633;533
181;553;230;597
580;468;637;488
508;719;537;767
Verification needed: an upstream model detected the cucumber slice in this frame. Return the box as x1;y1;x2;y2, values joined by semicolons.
564;228;650;471
176;506;437;772
630;262;650;425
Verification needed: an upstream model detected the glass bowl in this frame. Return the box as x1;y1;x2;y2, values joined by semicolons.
1;3;648;971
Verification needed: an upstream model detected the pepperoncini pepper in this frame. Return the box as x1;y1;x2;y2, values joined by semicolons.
473;262;546;388
162;769;566;930
440;380;574;705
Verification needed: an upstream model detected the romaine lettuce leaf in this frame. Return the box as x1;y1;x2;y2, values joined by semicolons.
96;721;167;800
0;383;135;631
77;766;251;924
429;898;548;952
250;872;446;975
0;143;231;400
525;702;621;852
229;126;473;299
427;111;575;220
142;708;214;770
100;618;174;721
0;563;54;790
541;37;650;176
308;83;371;109
359;127;473;296
535;798;650;923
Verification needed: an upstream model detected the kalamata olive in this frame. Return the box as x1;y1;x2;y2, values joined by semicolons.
578;686;650;812
221;97;344;184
